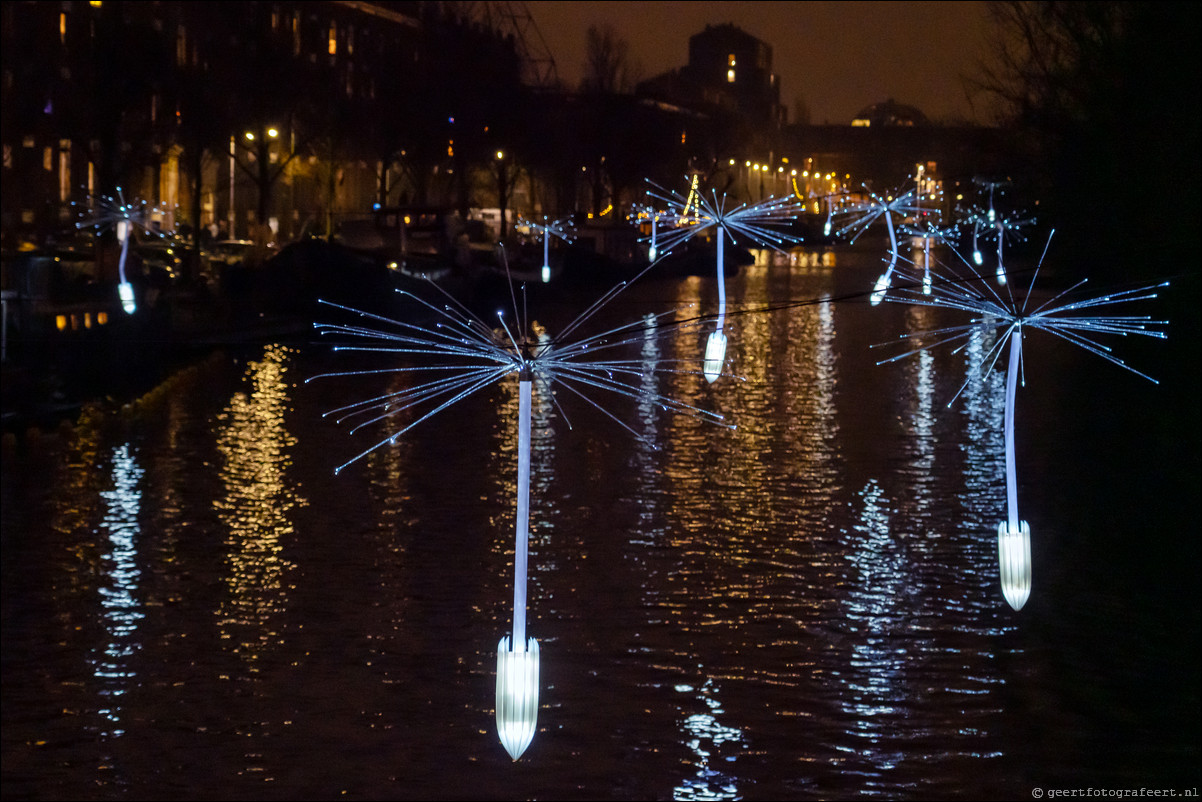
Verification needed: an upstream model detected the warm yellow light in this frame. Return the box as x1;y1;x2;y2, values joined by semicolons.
727;69;735;83
84;313;92;329
245;132;255;141
704;331;727;384
496;150;504;160
97;312;108;325
56;315;68;331
729;159;735;165
267;127;279;138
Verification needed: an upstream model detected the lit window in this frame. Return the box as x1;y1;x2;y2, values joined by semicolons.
328;23;337;55
60;12;67;44
727;54;736;66
727;69;735;83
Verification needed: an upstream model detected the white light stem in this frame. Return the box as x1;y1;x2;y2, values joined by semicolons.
716;232;726;332
884;211;898;280
542;234;550;271
996;224;1007;285
923;238;932;294
1004;329;1022;532
117;232;130;285
513;378;532;650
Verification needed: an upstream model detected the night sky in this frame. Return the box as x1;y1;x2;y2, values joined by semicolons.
525;1;995;125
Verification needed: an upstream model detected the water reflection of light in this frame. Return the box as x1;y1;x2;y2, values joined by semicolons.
905;306;937;513
90;442;145;738
636;313;662;454
214;344;303;663
836;480;911;770
673;677;744;801
959;321;1007;522
747;246;837;272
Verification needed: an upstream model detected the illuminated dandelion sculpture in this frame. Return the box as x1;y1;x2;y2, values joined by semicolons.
645;177;806;382
629;201;664;261
308;268;731;758
75;187;168;314
833;181;931;306
900;218;956;297
959;177;1027;282
873;232;1168;609
517;215;575;283
989;210;1036;286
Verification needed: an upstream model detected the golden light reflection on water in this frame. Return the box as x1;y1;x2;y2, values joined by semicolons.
656;265;843;619
214;344;305;664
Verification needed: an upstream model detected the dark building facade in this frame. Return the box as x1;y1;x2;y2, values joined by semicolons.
0;0;525;248
637;23;786;129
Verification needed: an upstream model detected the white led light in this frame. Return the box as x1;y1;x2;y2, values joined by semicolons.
118;281;136;315
998;520;1031;610
496;636;539;760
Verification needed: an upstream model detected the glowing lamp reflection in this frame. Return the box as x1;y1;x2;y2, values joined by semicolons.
703;330;727;383
496;635;539;760
997;520;1031;610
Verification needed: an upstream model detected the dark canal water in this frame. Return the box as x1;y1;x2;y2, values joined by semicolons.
3;244;1198;800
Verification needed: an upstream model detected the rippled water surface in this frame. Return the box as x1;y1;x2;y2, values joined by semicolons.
3;246;1198;800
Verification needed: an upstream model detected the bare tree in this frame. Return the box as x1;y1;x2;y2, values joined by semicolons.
580;24;634;94
968;1;1133;126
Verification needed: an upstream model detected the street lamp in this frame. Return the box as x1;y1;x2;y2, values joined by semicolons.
228;136;236;239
